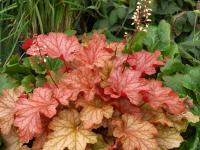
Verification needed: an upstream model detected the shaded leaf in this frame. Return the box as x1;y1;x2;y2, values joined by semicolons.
157;126;184;150
21;75;35;93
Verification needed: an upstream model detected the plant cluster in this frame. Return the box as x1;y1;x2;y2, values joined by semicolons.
0;32;199;150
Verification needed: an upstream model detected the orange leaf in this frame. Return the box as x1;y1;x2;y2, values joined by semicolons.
43;109;97;150
79;98;113;128
113;114;158;150
156;126;184;150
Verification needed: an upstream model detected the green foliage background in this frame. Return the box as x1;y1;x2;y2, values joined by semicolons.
0;0;200;149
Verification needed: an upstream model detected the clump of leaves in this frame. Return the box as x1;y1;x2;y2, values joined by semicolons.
0;32;198;150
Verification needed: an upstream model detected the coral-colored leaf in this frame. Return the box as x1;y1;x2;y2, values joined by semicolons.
53;84;72;105
104;67;147;105
141;80;186;114
14;87;58;142
27;32;81;62
127;50;164;75
43;109;97;150
76;33;112;68
156;126;184;150
0;87;24;134
61;67;101;101
113;114;158;150
78;97;113;128
106;41;125;55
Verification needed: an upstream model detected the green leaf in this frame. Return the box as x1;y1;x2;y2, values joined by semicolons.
144;26;158;52
163;66;200;113
163;74;188;97
161;42;179;58
105;31;122;42
160;59;187;75
0;73;18;93
21;75;35;93
152;0;180;15
46;57;63;72
22;57;31;68
91;134;109;150
174;16;186;35
8;54;20;64
181;68;200;92
179;124;200;150
157;20;171;49
126;31;147;53
187;11;196;26
35;75;47;87
116;7;127;19
29;56;47;74
93;19;109;29
64;30;77;36
109;9;118;26
163;67;200;94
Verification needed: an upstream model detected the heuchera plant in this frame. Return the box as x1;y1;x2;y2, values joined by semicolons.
0;32;199;150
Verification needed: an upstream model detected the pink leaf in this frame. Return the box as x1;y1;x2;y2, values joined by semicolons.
27;32;82;62
127;50;164;75
53;84;72;105
104;67;147;105
26;34;48;56
14;87;58;142
141;80;186;114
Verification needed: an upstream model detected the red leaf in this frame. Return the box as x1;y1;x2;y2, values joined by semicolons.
61;67;101;101
141;80;186;114
22;38;33;50
14;87;58;142
75;33;112;68
104;67;147;105
110;98;142;119
27;32;82;62
127;50;164;75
